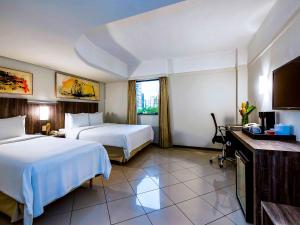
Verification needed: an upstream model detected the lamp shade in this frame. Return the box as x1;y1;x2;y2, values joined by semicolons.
39;106;49;120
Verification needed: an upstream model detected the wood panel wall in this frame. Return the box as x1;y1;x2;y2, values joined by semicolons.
55;101;98;130
0;97;98;134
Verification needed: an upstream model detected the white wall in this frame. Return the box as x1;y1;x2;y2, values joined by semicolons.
105;65;248;148
105;81;128;123
0;56;105;112
248;0;300;140
169;66;247;147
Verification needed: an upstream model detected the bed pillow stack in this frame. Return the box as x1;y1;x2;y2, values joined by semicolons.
65;112;103;128
65;113;89;128
89;112;103;126
0;116;26;140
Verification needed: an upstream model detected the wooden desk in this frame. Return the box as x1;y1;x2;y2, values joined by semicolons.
261;201;300;225
230;131;300;225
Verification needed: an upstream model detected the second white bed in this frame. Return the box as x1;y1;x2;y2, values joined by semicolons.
63;123;154;160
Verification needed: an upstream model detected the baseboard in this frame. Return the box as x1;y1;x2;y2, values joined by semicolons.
173;145;221;152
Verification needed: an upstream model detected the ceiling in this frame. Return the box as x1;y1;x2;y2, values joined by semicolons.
0;0;276;82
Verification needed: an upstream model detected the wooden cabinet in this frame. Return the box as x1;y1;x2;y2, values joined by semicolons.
229;131;300;225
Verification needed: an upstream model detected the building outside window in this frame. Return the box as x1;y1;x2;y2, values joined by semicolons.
136;80;159;115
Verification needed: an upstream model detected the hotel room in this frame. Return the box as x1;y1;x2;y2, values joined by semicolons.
0;0;299;225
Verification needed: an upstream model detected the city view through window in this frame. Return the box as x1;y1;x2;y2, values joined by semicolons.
136;80;159;115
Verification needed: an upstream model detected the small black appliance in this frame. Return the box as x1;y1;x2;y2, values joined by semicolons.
259;112;275;132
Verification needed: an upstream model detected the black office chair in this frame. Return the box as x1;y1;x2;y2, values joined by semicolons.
209;113;229;168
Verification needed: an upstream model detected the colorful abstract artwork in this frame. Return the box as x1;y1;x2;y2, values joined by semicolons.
0;67;33;95
56;72;100;101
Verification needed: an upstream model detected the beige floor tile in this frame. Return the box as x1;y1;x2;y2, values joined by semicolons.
184;178;215;195
207;217;235;225
34;212;71;225
202;174;235;189
201;190;240;215
104;182;135;202
162;183;197;203
193;158;211;166
160;162;185;172
148;205;193;225
73;186;106;210
111;164;124;171
222;170;236;181
107;196;145;224
150;173;180;188
226;210;252;225
222;185;236;196
103;170;127;186
176;160;199;169
71;204;110;225
171;169;198;182
137;189;173;213
177;197;224;225
116;215;152;225
44;193;74;217
123;168;149;181
130;177;159;194
189;165;223;177
143;165;167;176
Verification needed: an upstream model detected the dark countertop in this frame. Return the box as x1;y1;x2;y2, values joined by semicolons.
231;131;300;153
261;201;300;225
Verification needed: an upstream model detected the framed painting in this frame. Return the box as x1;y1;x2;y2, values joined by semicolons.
0;66;33;95
55;72;100;101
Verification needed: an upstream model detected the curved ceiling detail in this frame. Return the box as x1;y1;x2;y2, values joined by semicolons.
81;0;276;79
75;35;129;78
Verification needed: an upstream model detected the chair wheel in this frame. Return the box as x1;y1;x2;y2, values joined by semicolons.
209;159;213;164
219;159;224;168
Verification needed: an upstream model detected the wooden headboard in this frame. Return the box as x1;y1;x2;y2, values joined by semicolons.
55;101;98;130
0;97;98;134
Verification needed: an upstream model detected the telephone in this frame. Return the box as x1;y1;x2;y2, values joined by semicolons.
49;130;59;136
243;123;259;128
244;123;262;134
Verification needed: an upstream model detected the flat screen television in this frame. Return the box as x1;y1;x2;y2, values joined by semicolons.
273;56;300;110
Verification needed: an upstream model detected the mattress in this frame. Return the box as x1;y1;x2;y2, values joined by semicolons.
63;123;154;160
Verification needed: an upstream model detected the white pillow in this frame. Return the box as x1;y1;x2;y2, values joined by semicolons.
64;113;71;129
0;116;26;140
68;113;89;128
89;112;103;126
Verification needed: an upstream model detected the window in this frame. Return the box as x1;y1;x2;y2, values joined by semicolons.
136;80;159;115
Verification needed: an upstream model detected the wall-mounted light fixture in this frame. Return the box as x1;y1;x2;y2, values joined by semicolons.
39;105;51;135
39;105;50;121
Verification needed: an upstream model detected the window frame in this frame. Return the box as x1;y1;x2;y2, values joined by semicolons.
136;79;159;116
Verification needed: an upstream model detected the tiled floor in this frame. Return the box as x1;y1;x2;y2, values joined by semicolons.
0;145;252;225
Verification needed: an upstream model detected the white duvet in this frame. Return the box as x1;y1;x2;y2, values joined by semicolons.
0;135;111;225
64;123;154;159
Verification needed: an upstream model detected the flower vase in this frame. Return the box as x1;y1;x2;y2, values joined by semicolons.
242;115;249;126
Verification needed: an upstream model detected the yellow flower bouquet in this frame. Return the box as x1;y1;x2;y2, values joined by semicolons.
239;101;256;125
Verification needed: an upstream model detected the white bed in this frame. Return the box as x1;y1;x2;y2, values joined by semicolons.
63;123;154;161
0;134;111;225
